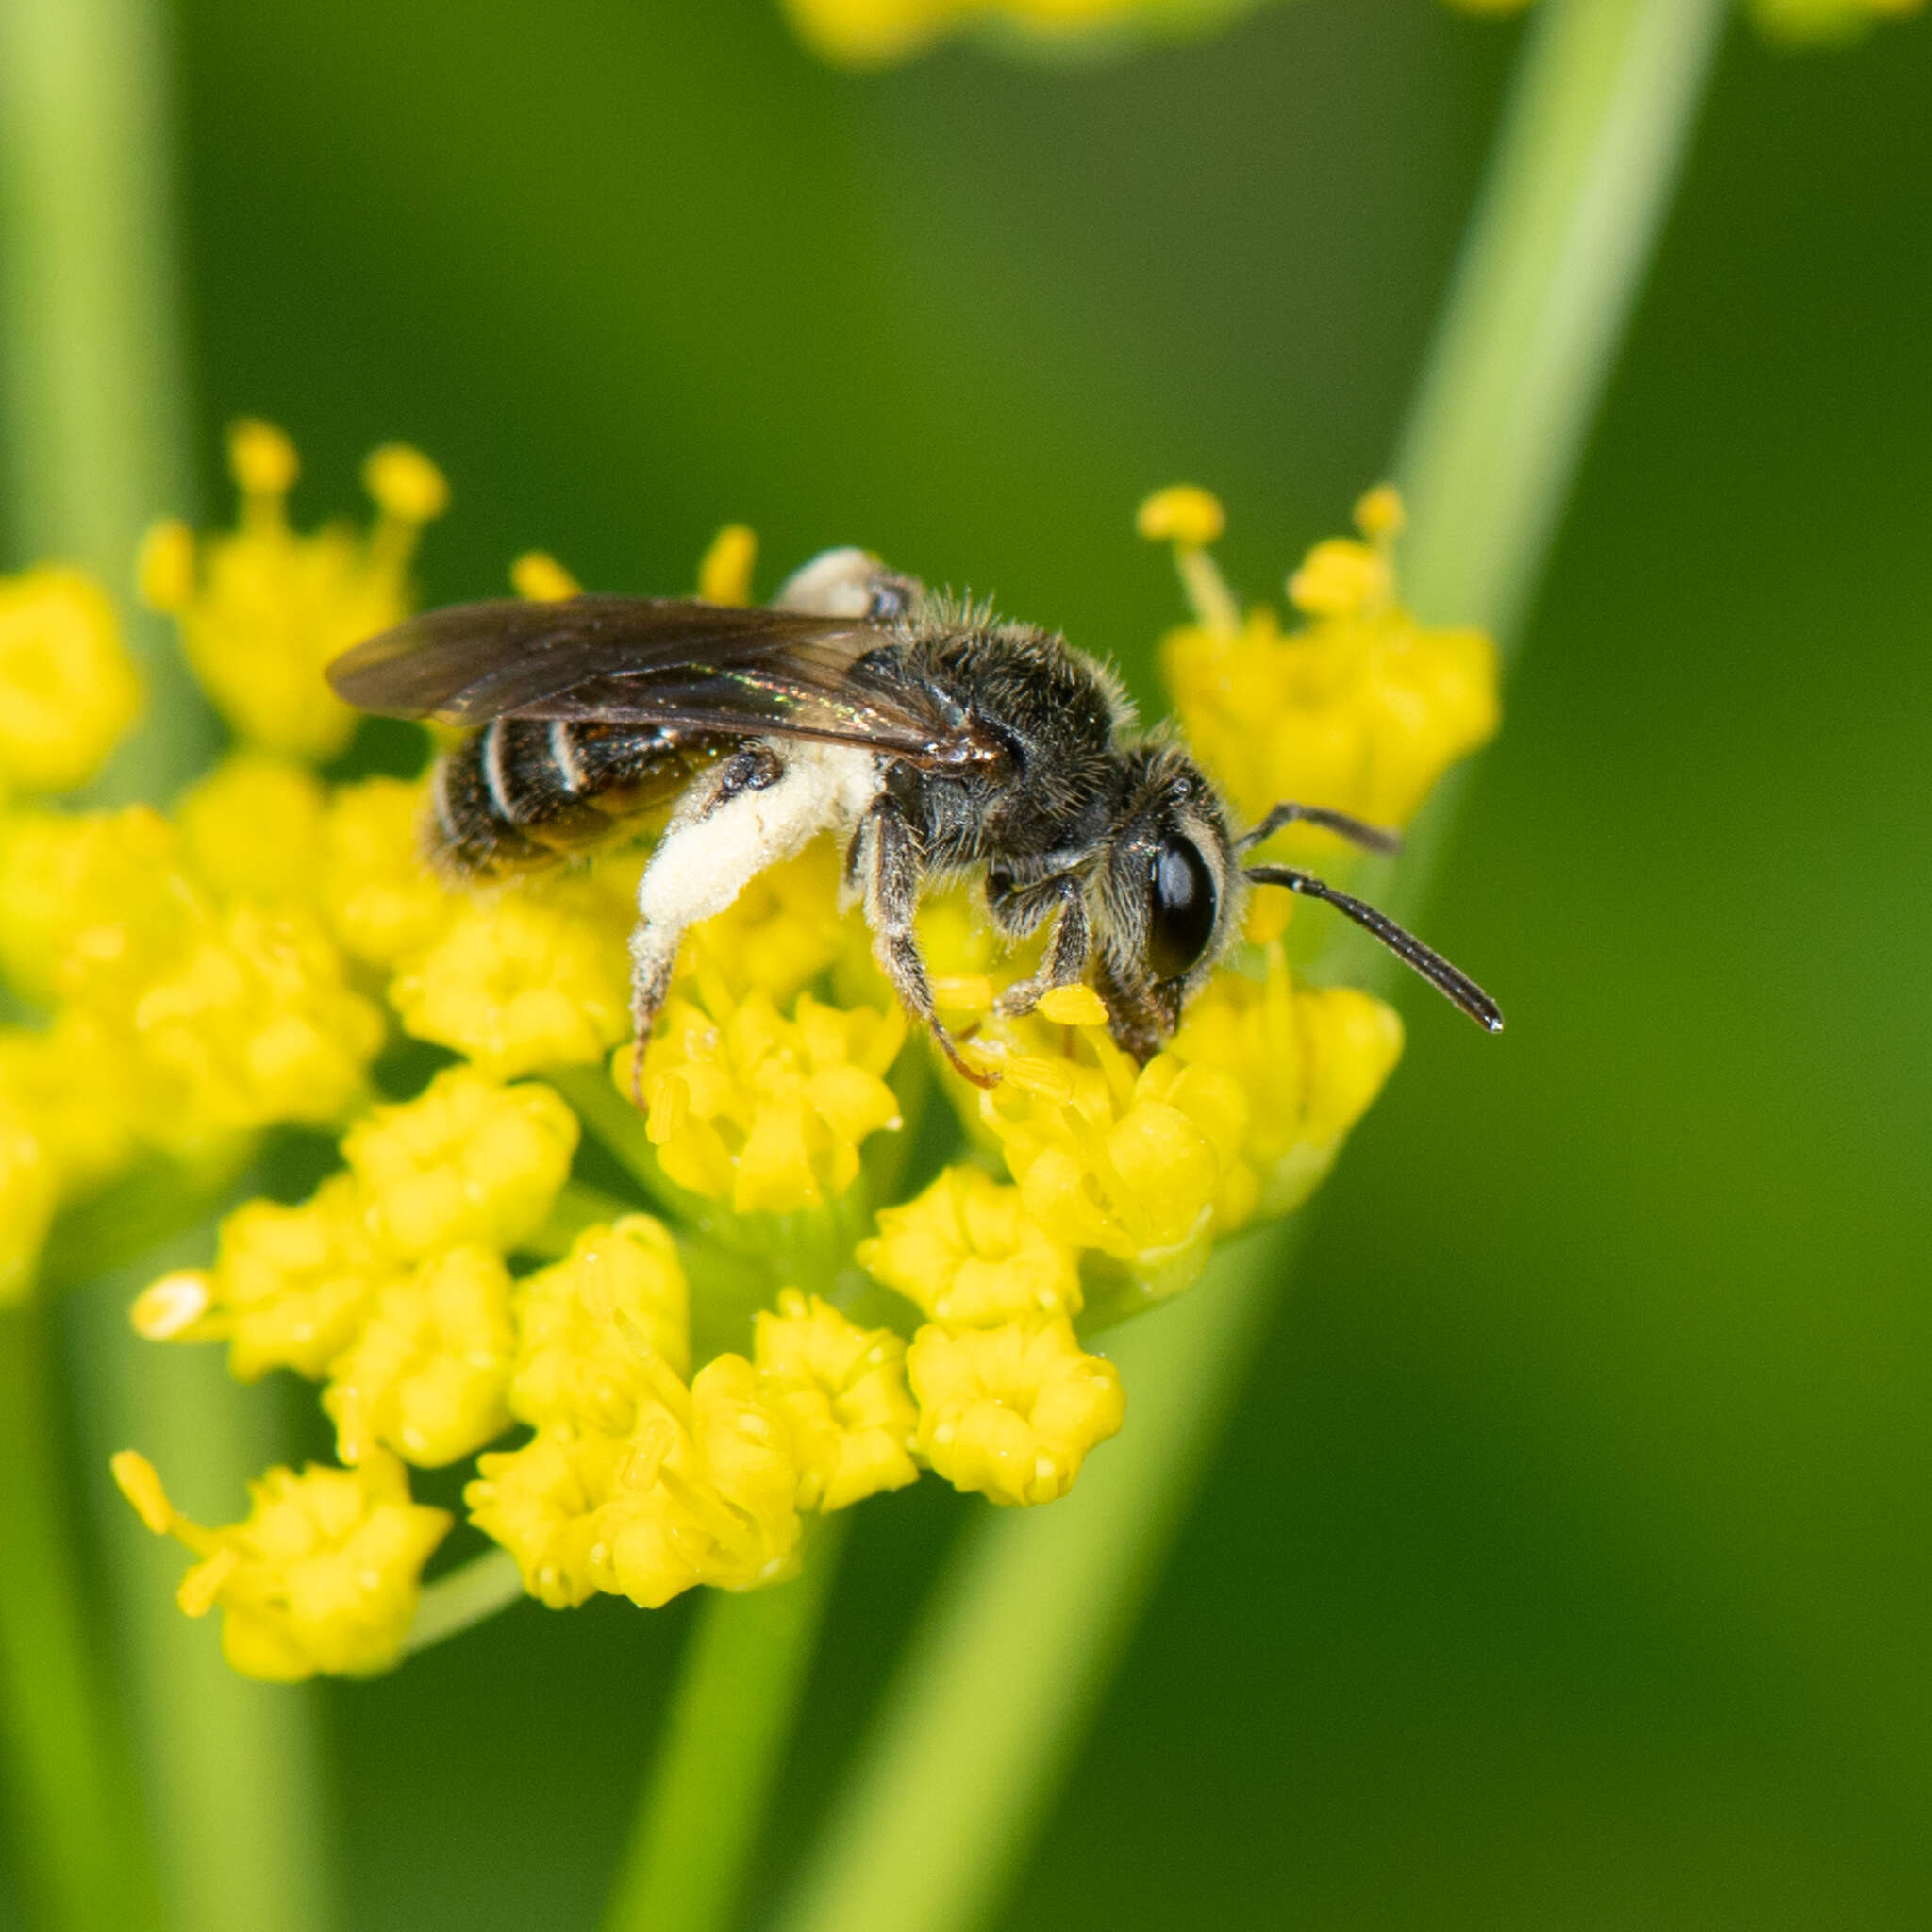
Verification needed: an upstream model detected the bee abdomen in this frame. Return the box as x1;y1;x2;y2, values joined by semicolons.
428;718;727;877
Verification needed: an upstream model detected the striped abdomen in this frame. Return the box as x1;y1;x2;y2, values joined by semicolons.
427;718;729;876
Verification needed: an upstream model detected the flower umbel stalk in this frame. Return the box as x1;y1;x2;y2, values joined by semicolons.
602;1519;850;1932
0;1305;162;1932
769;5;1730;1930
1395;0;1731;640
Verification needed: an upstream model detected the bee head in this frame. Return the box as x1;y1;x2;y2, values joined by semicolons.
1098;742;1241;1040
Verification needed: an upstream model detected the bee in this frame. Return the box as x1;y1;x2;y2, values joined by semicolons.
327;547;1501;1092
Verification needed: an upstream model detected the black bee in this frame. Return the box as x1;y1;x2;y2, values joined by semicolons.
327;547;1501;1091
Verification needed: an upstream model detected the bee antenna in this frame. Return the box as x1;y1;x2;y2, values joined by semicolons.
1244;864;1504;1033
1240;802;1403;856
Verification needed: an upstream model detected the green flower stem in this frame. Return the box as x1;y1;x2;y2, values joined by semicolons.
768;6;1729;1932
0;1305;162;1932
1395;0;1729;642
0;0;215;794
602;1516;851;1932
72;1274;341;1932
405;1547;528;1655
0;4;336;1930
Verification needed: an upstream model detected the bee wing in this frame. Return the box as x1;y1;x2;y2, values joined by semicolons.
327;596;964;763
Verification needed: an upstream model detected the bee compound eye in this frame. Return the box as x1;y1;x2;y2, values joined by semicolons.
1146;835;1217;983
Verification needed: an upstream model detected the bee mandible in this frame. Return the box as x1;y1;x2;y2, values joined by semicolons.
327;548;1501;1095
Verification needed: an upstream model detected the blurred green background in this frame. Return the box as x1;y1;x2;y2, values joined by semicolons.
11;0;1932;1924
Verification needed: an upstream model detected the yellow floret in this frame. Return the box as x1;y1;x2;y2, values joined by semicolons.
324;1245;517;1467
341;1067;579;1259
0;566;141;796
753;1291;919;1510
0;1098;56;1303
462;1424;625;1608
140;421;447;761
697;524;758;607
111;1447;450;1681
0;806;197;1007
858;1164;1082;1327
633;988;905;1216
509;1215;691;1429
1136;485;1224;547
510;551;582;602
176;752;328;907
389;895;630;1078
467;1351;802;1609
908;1317;1124;1507
136;1171;401;1379
1287;536;1391;620
363;443;450;525
319;776;458;968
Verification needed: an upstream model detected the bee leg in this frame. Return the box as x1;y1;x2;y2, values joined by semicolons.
853;799;995;1091
1091;954;1166;1065
986;874;1090;1019
623;741;806;1105
627;924;682;1105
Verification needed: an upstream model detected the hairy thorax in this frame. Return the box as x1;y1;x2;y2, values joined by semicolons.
880;624;1130;872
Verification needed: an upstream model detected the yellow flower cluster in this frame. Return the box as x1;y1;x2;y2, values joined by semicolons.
470;1236;916;1607
785;0;1923;61
112;1447;450;1681
860;1167;1123;1506
136;1068;576;1389
845;933;1397;1496
0;428;462;1306
86;450;1496;1674
1153;483;1500;858
0;796;386;1291
139;420;447;759
779;0;1158;65
634;986;906;1215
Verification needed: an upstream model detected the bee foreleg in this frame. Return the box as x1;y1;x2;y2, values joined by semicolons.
853;799;995;1090
986;874;1090;1019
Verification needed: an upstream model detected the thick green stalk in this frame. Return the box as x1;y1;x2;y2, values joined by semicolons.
0;0;214;791
602;1518;850;1932
769;5;1730;1931
0;4;335;1930
0;1306;162;1932
1394;0;1730;640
